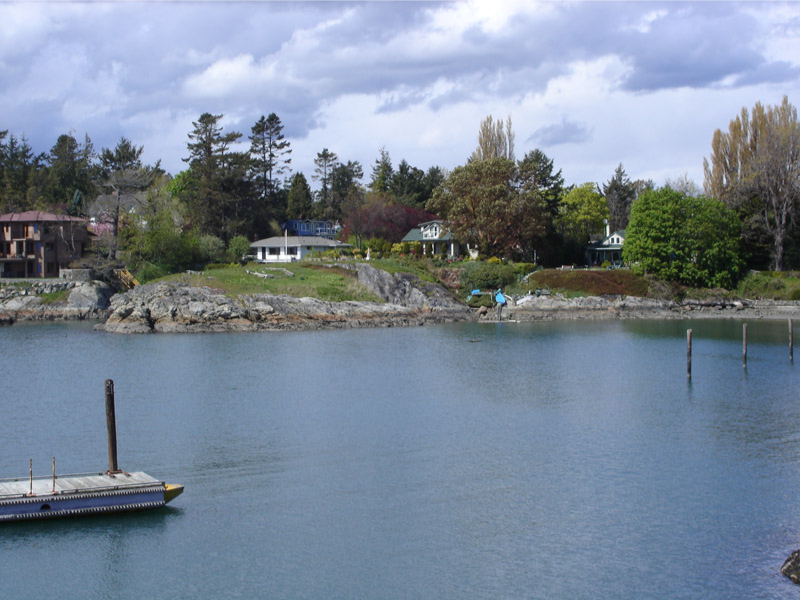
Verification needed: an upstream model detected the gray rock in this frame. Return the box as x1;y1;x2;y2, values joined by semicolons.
67;281;115;310
782;549;800;583
101;278;473;334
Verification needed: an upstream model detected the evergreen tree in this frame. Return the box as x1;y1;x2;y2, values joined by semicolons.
46;132;96;211
98;137;161;258
286;172;314;220
1;133;45;212
323;161;363;221
390;159;426;206
182;113;254;242
370;147;393;194
249;113;292;216
603;164;636;231
313;148;339;207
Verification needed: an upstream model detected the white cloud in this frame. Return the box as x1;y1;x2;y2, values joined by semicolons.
1;0;799;196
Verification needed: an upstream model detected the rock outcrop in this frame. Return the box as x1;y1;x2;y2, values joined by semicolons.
100;280;473;334
782;549;800;583
497;293;800;321
354;263;467;310
0;281;115;323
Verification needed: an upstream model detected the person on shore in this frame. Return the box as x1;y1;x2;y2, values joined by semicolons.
495;288;507;321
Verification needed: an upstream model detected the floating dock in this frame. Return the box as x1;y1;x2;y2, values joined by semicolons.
1;379;183;522
0;471;183;521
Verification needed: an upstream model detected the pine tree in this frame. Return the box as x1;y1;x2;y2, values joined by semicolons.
370;147;393;194
603;164;636;232
313;148;339;207
286;172;314;220
183;113;254;242
249;113;292;214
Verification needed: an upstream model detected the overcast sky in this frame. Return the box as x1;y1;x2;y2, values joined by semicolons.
2;1;799;191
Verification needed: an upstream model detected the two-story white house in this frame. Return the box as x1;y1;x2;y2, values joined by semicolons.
401;220;462;257
586;228;625;266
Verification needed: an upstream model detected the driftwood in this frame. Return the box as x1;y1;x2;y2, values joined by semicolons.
246;268;294;278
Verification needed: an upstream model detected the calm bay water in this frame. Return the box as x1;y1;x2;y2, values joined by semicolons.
2;319;800;599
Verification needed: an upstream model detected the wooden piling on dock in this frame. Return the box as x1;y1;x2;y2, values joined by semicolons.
105;379;119;473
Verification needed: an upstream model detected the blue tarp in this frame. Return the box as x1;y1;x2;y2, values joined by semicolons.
495;291;507;305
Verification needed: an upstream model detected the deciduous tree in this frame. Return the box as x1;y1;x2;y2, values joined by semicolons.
556;182;609;242
703;96;800;271
471;115;515;162
427;157;546;259
623;188;744;288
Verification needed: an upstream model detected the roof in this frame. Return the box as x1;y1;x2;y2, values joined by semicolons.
0;211;86;223
587;229;626;250
250;236;352;248
401;220;454;243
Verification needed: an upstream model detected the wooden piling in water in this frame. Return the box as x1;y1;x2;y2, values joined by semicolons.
743;323;747;369
105;379;119;473
790;319;794;363
687;329;692;380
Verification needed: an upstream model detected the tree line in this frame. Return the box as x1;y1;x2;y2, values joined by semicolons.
1;96;799;287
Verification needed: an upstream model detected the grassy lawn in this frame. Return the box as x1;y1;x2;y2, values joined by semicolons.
161;262;384;303
149;260;800;304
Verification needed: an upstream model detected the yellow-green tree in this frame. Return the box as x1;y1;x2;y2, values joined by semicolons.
556;182;609;242
703;96;800;271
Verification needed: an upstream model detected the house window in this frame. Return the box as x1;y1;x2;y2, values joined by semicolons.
287;247;298;255
268;247;279;255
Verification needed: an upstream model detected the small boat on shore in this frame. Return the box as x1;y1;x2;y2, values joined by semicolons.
0;380;183;522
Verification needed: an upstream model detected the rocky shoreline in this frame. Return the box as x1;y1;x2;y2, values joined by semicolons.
0;280;115;325
3;266;800;332
498;293;800;322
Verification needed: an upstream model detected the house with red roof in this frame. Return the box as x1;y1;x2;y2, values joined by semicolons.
0;211;89;278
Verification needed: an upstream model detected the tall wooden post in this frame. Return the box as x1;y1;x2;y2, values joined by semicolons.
743;323;747;369
790;319;794;363
105;379;119;473
687;329;692;380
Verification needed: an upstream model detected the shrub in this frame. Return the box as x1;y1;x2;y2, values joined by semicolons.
460;261;516;291
136;263;169;283
196;234;226;265
226;235;253;264
513;263;536;277
487;256;502;264
466;293;494;308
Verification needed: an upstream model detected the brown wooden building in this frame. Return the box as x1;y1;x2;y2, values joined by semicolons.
0;211;89;278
